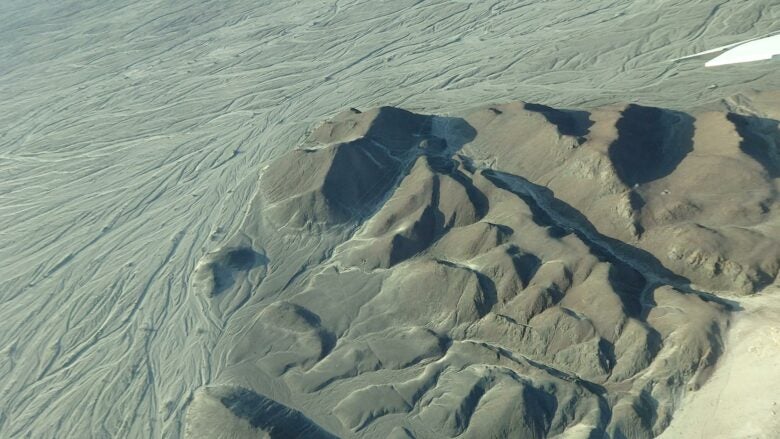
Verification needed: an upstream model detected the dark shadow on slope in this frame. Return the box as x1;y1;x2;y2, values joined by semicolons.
267;107;477;230
727;113;780;178
364;106;478;155
212;247;268;296
473;173;570;240
446;163;490;220
387;155;489;267
474;271;499;317
608;105;694;186
456;380;489;434
437;259;499;317
598;338;617;374
607;264;645;319
627;190;646;238
283;302;338;358
319;138;403;222
336;109;477;220
219;387;339;439
388;204;442;266
225;248;261;270
610;389;658;439
522;385;559;437
524;102;593;138
506;246;542;288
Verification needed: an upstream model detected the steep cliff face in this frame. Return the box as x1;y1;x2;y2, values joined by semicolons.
187;96;778;438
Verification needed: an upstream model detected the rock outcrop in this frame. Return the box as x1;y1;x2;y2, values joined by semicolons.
187;95;779;438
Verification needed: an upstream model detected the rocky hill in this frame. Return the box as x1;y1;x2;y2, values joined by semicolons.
185;95;778;438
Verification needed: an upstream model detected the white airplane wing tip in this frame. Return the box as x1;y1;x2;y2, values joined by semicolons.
672;32;780;65
704;35;780;67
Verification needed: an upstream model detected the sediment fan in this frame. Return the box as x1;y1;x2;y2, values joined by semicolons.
673;31;780;66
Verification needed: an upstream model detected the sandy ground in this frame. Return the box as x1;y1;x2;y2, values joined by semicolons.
660;288;780;439
1;0;779;437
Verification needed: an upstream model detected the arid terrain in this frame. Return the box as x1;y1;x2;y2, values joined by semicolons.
1;1;779;438
182;95;778;438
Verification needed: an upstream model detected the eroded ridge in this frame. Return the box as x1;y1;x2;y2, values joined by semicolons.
187;99;779;438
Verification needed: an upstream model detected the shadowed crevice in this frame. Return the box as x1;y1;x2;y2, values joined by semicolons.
218;387;339;439
482;169;742;312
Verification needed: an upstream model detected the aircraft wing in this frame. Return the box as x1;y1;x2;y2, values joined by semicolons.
672;32;780;66
672;40;752;62
705;34;780;66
